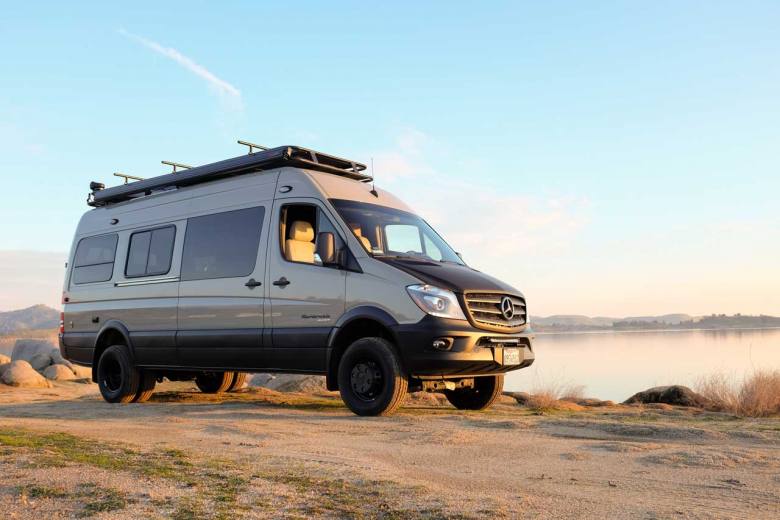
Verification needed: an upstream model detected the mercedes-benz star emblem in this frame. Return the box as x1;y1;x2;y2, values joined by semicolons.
500;296;515;320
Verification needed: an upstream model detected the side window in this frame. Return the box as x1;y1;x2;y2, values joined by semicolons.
385;224;423;254
181;206;265;281
125;226;176;278
72;234;118;284
280;204;344;268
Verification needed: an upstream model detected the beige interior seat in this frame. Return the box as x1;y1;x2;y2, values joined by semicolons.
285;221;316;263
350;224;372;250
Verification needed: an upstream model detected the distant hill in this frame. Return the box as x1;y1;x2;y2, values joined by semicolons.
530;315;617;328
0;304;59;334
533;313;780;332
620;314;692;325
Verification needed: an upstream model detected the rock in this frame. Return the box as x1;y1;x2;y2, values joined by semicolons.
43;364;77;381
561;397;615;407
623;385;708;408
503;391;531;405
1;360;52;388
249;373;327;393
11;339;72;372
71;364;92;379
0;354;10;365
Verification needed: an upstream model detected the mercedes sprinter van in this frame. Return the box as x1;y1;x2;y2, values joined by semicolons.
60;145;534;416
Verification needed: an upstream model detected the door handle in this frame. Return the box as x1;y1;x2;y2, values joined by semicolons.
272;277;290;287
245;278;262;288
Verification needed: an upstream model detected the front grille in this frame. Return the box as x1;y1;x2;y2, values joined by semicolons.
463;292;527;331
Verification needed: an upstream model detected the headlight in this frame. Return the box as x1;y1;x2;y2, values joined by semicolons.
406;284;467;320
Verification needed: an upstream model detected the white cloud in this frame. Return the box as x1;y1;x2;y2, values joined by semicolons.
369;129;589;271
119;29;242;104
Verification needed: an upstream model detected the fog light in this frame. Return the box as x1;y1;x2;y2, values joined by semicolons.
432;338;453;351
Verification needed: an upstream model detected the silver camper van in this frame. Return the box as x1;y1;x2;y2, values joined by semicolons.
60;145;534;416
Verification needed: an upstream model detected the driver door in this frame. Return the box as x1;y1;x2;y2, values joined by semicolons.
266;199;347;371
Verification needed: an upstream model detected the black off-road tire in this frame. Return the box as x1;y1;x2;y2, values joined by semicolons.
195;371;234;394
133;371;157;403
227;372;247;392
445;375;504;411
337;337;408;416
97;345;141;404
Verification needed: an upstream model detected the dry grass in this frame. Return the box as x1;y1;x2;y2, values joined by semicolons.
696;370;780;417
527;381;587;411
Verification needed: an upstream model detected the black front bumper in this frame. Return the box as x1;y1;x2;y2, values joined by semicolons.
391;315;534;379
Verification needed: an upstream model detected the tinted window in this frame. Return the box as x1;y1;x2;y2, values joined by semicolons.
181;207;265;281
72;234;118;284
126;232;151;277
125;226;176;278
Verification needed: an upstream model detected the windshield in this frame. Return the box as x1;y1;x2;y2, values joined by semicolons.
330;199;465;265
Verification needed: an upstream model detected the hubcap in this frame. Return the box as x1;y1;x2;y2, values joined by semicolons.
102;356;122;392
350;361;383;401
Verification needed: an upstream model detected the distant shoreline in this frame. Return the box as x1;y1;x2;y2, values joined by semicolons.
534;326;780;336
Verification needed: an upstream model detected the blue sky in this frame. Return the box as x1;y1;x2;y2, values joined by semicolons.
1;1;778;315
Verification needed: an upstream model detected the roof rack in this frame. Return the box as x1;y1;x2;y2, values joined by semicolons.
89;145;369;207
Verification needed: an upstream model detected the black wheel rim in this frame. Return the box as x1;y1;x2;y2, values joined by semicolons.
102;356;122;393
350;360;383;402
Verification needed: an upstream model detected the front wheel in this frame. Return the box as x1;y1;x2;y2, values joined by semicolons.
195;371;233;394
337;337;408;416
445;375;504;410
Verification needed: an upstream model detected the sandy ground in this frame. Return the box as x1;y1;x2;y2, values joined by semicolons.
0;382;778;519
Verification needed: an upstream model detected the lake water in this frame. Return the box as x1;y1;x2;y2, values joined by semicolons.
505;328;780;401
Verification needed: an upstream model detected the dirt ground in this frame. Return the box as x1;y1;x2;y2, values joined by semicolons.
0;382;778;519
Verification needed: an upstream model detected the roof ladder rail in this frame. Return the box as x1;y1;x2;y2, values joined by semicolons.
161;160;193;173
113;172;145;184
237;140;269;154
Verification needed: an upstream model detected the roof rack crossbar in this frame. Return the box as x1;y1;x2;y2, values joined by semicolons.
113;172;145;184
237;140;268;154
161;160;192;173
89;145;369;207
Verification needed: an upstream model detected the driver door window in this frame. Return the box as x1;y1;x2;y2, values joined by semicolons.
280;204;344;268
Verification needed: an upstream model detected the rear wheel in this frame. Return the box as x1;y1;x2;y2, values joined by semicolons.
445;375;504;410
133;371;156;403
227;372;247;392
337;337;407;416
195;371;233;394
97;345;140;403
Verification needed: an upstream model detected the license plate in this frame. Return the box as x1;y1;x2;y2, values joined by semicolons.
503;347;520;365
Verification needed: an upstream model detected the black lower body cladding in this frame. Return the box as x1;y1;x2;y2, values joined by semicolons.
391;315;534;379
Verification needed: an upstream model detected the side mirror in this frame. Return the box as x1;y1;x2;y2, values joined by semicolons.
316;232;337;265
456;252;463;261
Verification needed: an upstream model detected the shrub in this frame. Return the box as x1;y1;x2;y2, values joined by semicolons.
696;370;780;417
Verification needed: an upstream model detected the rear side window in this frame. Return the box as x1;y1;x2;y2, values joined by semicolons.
125;226;176;278
72;234;118;284
181;206;265;281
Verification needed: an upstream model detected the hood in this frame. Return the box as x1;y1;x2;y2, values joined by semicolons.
377;257;521;295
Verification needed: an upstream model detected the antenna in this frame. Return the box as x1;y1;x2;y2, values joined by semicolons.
370;157;378;197
237;140;268;154
161;160;192;173
113;172;145;184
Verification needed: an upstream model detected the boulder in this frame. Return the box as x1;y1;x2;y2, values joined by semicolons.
0;354;10;365
43;364;77;381
623;385;708;408
11;339;72;372
503;391;531;406
71;364;92;379
249;373;327;393
1;360;52;388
